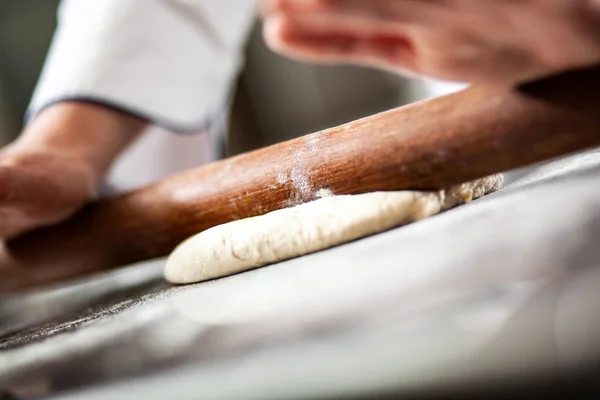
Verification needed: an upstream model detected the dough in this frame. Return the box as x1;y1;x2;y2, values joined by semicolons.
164;175;503;284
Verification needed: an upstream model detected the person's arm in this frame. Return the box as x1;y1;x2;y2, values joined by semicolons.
261;0;600;86
0;102;145;238
0;0;256;239
11;103;144;185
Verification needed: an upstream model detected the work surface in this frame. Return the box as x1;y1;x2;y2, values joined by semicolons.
1;150;600;399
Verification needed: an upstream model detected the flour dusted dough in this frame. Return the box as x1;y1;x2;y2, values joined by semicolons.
164;175;503;284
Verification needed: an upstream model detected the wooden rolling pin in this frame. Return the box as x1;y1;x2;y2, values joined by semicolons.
2;66;600;293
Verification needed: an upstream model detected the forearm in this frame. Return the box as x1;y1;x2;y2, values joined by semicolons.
7;102;147;186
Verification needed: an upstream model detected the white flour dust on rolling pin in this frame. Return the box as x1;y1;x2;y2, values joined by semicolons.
277;132;334;207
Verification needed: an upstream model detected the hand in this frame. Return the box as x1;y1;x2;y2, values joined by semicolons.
0;147;96;239
0;102;144;239
262;0;600;85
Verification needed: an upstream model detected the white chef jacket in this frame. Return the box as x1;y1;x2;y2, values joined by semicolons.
29;0;256;132
27;0;465;193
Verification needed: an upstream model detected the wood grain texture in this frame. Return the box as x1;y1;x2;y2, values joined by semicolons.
2;66;600;293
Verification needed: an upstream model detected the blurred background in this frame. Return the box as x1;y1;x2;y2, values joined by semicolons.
0;0;60;145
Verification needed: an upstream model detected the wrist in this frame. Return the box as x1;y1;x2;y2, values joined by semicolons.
11;101;147;185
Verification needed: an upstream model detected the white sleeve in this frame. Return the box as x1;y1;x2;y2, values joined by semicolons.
28;0;256;132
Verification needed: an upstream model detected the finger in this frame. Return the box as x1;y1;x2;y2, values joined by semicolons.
263;0;442;24
0;160;56;212
0;166;31;238
261;0;342;16
0;165;16;204
264;15;418;73
0;208;34;239
266;9;411;40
